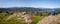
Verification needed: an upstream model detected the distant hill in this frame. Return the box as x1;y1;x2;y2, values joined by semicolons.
0;7;41;12
0;7;60;13
54;8;60;12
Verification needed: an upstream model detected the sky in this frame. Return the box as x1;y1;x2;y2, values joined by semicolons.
0;0;60;8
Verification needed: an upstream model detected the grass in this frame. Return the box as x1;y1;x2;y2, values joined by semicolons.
0;16;45;24
0;13;46;24
32;16;45;24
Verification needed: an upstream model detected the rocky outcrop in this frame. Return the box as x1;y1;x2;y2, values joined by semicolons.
6;12;32;24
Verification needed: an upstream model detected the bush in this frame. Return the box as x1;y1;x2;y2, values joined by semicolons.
57;11;60;14
31;12;51;16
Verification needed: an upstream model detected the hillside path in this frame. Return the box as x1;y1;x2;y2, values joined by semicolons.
37;14;60;24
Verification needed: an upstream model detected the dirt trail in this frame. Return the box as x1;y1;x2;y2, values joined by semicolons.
37;14;60;24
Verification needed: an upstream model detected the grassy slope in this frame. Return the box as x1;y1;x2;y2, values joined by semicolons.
32;16;45;24
0;13;45;24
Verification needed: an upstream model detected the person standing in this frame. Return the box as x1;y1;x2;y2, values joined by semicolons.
51;9;57;16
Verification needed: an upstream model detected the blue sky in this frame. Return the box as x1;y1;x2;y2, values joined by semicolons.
0;0;60;8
